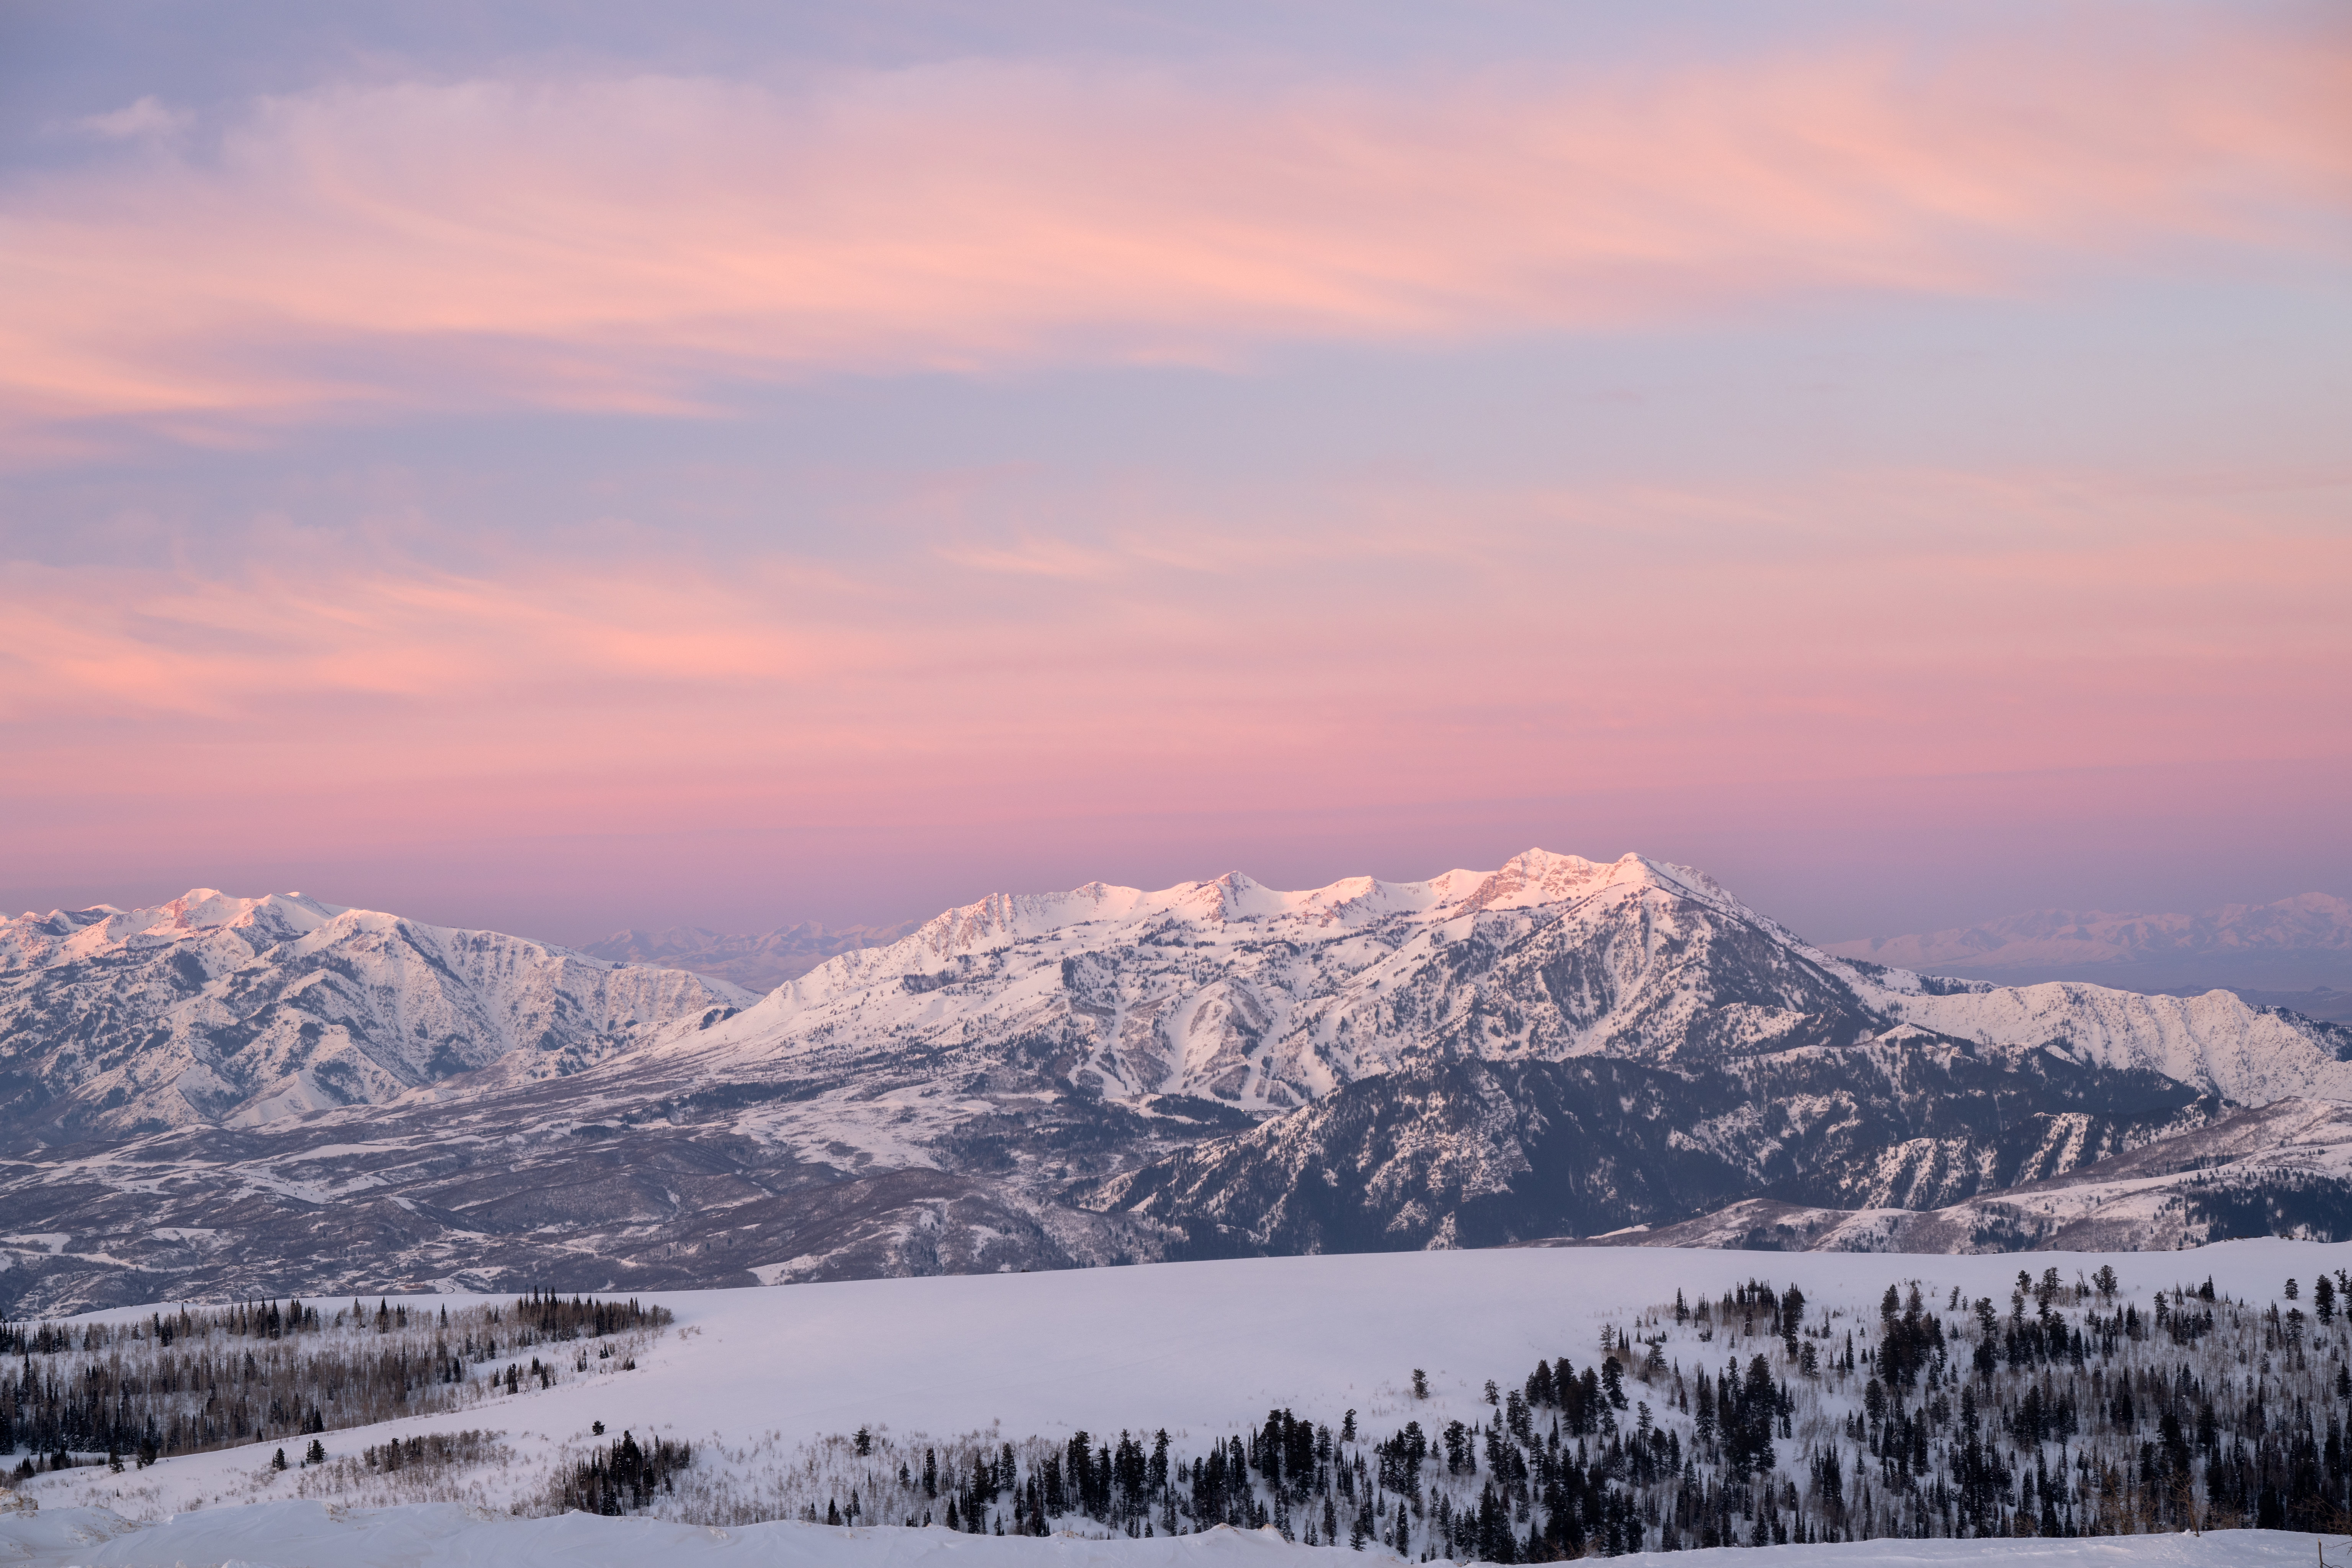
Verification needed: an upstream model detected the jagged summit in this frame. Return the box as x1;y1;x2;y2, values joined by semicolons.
664;846;2351;1116
797;849;1702;977
2;889;350;970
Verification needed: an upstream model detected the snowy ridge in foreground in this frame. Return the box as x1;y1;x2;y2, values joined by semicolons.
0;1504;2327;1568
12;1241;2352;1563
0;1502;1334;1566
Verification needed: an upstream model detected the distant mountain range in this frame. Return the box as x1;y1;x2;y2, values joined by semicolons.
1826;893;2352;1010
6;853;2352;1315
607;889;2352;1016
580;919;925;994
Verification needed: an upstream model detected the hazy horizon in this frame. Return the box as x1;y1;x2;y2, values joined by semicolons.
11;848;2349;964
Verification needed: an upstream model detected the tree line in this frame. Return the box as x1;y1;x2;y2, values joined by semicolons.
766;1267;2352;1557
0;1291;667;1473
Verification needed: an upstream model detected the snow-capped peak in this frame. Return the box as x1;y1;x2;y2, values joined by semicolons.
1424;848;1725;915
670;847;2352;1120
0;888;350;971
0;889;751;1140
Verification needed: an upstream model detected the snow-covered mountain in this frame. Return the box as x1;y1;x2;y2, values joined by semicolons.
664;849;2352;1112
579;918;925;993
0;889;750;1143
7;851;2352;1315
1538;1095;2352;1254
1080;1036;2231;1256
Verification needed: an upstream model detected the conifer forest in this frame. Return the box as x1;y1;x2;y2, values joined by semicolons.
751;1267;2352;1557
0;1291;667;1473
11;1270;2352;1558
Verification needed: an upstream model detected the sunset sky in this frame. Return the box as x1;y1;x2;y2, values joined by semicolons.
3;0;2347;946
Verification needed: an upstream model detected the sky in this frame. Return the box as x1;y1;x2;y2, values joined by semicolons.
2;0;2347;948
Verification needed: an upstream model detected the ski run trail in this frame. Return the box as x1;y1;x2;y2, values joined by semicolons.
8;1240;2352;1566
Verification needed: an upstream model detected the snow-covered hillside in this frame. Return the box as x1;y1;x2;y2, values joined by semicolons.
7;1241;2352;1565
1554;1097;2352;1254
0;890;750;1142
1892;981;2352;1104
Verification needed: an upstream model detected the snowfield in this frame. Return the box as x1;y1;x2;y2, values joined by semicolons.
0;1503;2328;1568
10;1240;2352;1565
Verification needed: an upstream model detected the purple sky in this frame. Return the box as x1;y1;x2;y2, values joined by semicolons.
2;0;2347;947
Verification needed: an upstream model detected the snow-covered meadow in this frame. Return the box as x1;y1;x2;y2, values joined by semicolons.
9;1240;2352;1563
0;1505;2335;1568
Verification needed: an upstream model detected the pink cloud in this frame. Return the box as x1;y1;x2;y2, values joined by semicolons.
4;463;2344;889
2;12;2343;440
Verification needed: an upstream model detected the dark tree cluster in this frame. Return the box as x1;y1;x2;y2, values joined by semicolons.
552;1429;693;1514
782;1268;2352;1558
505;1290;671;1343
1;1298;328;1357
360;1429;499;1477
0;1292;660;1473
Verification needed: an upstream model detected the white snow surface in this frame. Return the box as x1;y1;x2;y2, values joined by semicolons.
0;1505;2325;1568
1890;982;2352;1104
9;1239;2352;1565
0;1501;1356;1566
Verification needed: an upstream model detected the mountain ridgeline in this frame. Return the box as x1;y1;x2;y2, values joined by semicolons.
5;851;2352;1312
1086;1045;2225;1258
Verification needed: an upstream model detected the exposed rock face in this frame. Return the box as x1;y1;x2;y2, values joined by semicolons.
1080;1037;2224;1255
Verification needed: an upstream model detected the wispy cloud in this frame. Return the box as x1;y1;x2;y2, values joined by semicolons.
71;95;190;141
5;465;2342;830
3;11;2342;444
